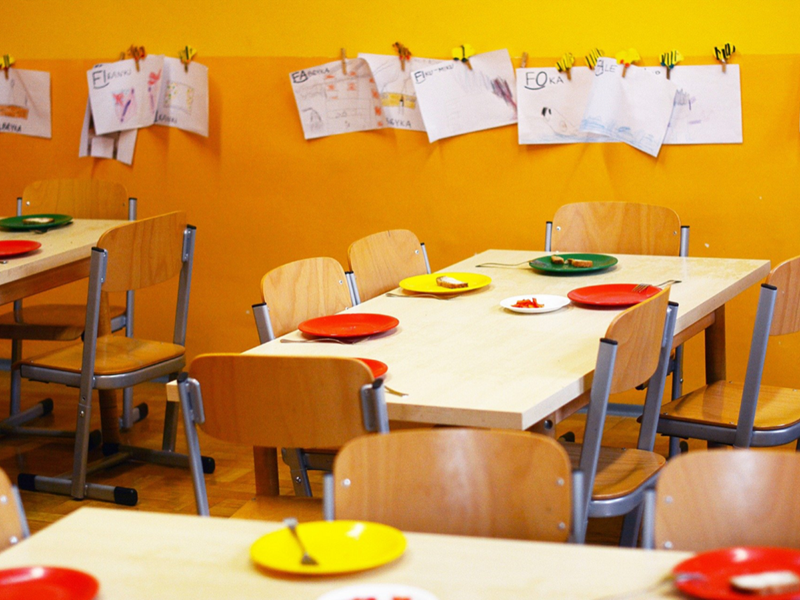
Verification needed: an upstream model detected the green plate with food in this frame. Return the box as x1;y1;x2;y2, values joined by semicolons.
0;214;73;231
529;253;618;275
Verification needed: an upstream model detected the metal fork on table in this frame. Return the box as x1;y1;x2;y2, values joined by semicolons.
475;259;537;268
631;279;681;293
284;517;319;566
280;336;370;344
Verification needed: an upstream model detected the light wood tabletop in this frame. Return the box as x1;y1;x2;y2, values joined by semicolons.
0;507;692;599
245;250;770;430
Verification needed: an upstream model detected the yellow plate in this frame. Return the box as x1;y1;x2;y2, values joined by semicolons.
250;520;407;575
399;272;492;295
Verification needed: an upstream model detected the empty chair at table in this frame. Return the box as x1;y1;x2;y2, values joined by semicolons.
0;468;28;551
642;449;800;551
561;288;678;545
0;179;142;437
656;255;800;454
15;212;205;506
347;229;430;302
325;428;580;542
177;354;390;517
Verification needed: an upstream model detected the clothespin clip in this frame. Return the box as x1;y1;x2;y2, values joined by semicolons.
121;45;146;71
556;52;575;80
660;50;683;79
585;48;604;70
520;52;528;69
615;48;640;77
452;44;475;70
1;54;14;80
715;43;736;73
179;45;197;73
392;42;411;71
340;48;347;75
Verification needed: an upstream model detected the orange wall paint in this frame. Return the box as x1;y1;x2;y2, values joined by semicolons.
1;5;800;396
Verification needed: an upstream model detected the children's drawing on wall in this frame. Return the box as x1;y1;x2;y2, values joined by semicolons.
79;100;137;165
154;57;209;137
411;49;517;143
580;57;677;157
0;68;51;138
87;55;165;135
663;65;742;144
290;58;383;140
517;67;607;145
359;53;440;131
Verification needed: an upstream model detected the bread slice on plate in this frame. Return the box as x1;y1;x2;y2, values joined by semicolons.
436;276;468;289
729;570;800;595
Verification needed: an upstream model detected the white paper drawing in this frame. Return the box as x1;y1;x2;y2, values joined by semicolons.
154;57;209;137
517;67;609;145
0;68;51;138
580;57;677;157
663;65;742;145
79;100;137;165
411;49;517;143
290;58;383;140
87;55;165;135
358;53;440;131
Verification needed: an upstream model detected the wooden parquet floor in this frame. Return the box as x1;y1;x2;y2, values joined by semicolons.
0;374;792;545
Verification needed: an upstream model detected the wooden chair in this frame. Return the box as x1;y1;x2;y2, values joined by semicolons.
641;450;800;551
0;179;143;438
325;428;580;542
546;202;690;422
176;354;390;516
14;212;206;506
252;257;353;343
0;468;29;551
561;288;678;545
657;256;800;453
347;229;430;302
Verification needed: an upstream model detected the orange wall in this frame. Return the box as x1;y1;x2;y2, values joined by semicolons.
1;3;800;395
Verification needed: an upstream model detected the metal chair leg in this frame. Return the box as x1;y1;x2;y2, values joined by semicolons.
281;448;313;497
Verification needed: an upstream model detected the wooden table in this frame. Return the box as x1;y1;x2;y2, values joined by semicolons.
0;507;692;599
0;219;126;442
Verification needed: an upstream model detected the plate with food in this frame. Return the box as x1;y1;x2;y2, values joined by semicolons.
0;240;41;257
568;283;661;307
529;253;618;275
673;547;800;600
0;214;73;231
251;520;407;575
298;314;399;339
0;566;99;600
500;294;570;314
399;272;492;295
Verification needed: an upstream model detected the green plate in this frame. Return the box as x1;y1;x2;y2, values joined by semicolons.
0;214;73;231
529;253;618;275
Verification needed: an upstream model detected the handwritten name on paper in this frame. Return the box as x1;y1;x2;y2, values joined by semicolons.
90;66;135;89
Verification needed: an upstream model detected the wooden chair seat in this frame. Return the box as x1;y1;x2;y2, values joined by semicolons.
18;336;185;375
0;303;126;340
562;442;666;501
660;380;800;431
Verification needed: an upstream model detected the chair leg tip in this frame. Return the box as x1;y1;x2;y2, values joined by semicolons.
136;402;149;421
201;456;216;474
40;398;54;416
17;473;37;491
102;442;120;456
88;430;103;451
113;487;138;506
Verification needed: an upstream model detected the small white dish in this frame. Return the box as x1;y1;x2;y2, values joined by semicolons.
316;583;439;600
500;294;570;314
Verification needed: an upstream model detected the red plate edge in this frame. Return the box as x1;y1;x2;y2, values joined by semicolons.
673;547;800;600
567;283;660;307
298;313;399;339
0;240;42;258
357;358;388;378
0;566;99;600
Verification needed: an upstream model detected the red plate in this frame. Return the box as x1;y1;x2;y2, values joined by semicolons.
674;547;800;600
0;566;99;600
298;314;399;339
357;358;388;378
567;283;660;307
0;240;41;258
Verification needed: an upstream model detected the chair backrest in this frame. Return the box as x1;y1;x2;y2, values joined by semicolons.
97;211;188;293
331;428;573;542
260;257;352;339
21;179;130;219
766;255;800;336
347;229;428;301
0;469;28;551
187;354;387;448
653;450;800;551
550;202;682;256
